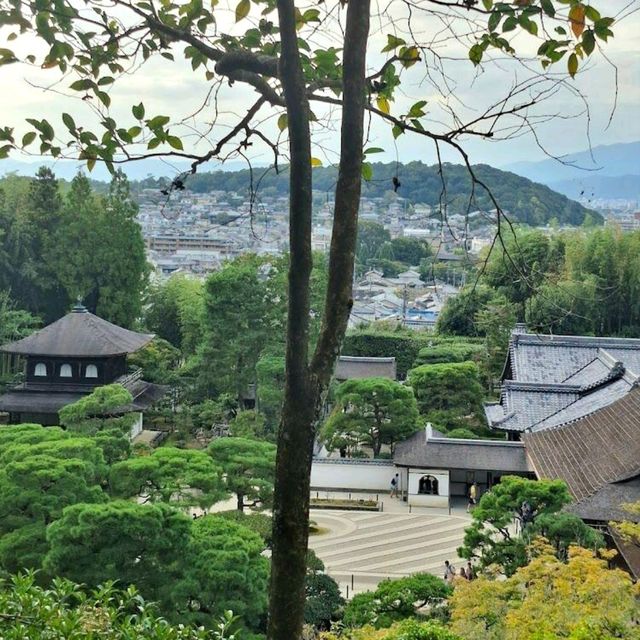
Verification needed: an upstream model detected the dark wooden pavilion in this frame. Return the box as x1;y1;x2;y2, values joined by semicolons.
0;303;165;426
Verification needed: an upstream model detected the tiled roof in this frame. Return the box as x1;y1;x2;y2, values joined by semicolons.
335;356;397;380
0;380;166;415
0;390;86;413
394;427;532;473
1;307;154;357
487;331;640;432
566;475;640;523
523;388;640;502
508;333;640;384
561;356;611;385
494;383;580;432
531;377;631;430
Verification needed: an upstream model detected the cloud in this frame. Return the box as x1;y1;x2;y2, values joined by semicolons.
0;0;637;171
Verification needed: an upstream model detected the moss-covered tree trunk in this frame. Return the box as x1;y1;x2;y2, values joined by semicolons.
267;0;370;638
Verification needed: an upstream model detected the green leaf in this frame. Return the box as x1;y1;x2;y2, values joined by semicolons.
167;135;183;150
147;115;170;129
482;0;493;9
62;113;76;132
277;113;288;132
361;162;373;181
488;12;501;33
40;119;54;141
381;34;406;53
567;52;578;77
519;16;538;36
0;48;17;65
235;0;250;22
364;147;384;155
469;43;484;65
128;126;142;138
132;103;145;120
593;17;614;42
87;157;96;172
301;8;320;23
21;131;37;147
147;138;161;150
69;78;94;92
392;124;404;139
582;29;595;55
96;91;111;108
97;76;115;86
540;0;555;17
399;46;420;68
584;6;601;22
502;16;518;32
408;100;427;118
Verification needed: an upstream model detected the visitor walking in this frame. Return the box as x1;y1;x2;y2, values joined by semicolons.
467;481;478;512
390;473;399;498
443;560;456;583
466;561;475;580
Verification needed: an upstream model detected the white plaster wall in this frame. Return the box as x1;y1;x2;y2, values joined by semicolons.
310;459;396;491
129;412;143;439
408;468;450;497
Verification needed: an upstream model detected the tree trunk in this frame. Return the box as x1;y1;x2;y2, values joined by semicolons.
267;0;370;638
268;0;314;637
237;491;244;512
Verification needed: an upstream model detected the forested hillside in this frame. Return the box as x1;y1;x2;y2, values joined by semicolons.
140;162;600;227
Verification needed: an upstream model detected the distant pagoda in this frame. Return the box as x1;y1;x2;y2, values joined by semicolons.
0;302;165;427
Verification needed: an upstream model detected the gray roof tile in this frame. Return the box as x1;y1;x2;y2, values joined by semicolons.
394;428;532;473
335;356;397;380
523;388;640;501
487;332;640;432
1;308;154;357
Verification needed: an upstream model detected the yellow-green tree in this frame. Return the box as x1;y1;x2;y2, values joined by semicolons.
611;501;640;544
449;542;640;640
320;619;461;640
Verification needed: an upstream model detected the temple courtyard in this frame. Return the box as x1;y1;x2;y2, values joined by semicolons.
308;495;471;595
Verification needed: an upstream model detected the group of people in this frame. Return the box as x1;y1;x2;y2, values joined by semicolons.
443;559;475;582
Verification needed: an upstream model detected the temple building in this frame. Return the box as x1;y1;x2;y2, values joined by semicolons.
312;326;640;577
0;303;165;433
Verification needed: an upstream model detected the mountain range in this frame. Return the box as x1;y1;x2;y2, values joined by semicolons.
6;147;631;224
138;161;599;227
505;141;640;201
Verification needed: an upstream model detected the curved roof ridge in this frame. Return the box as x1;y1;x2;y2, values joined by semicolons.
515;333;640;348
504;380;583;393
577;360;625;393
529;384;631;433
560;356;599;383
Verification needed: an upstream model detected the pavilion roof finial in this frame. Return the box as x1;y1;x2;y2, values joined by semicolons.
72;297;88;313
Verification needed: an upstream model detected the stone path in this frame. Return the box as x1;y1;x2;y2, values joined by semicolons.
308;508;470;596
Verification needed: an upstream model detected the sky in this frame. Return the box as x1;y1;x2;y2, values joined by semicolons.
0;0;638;176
